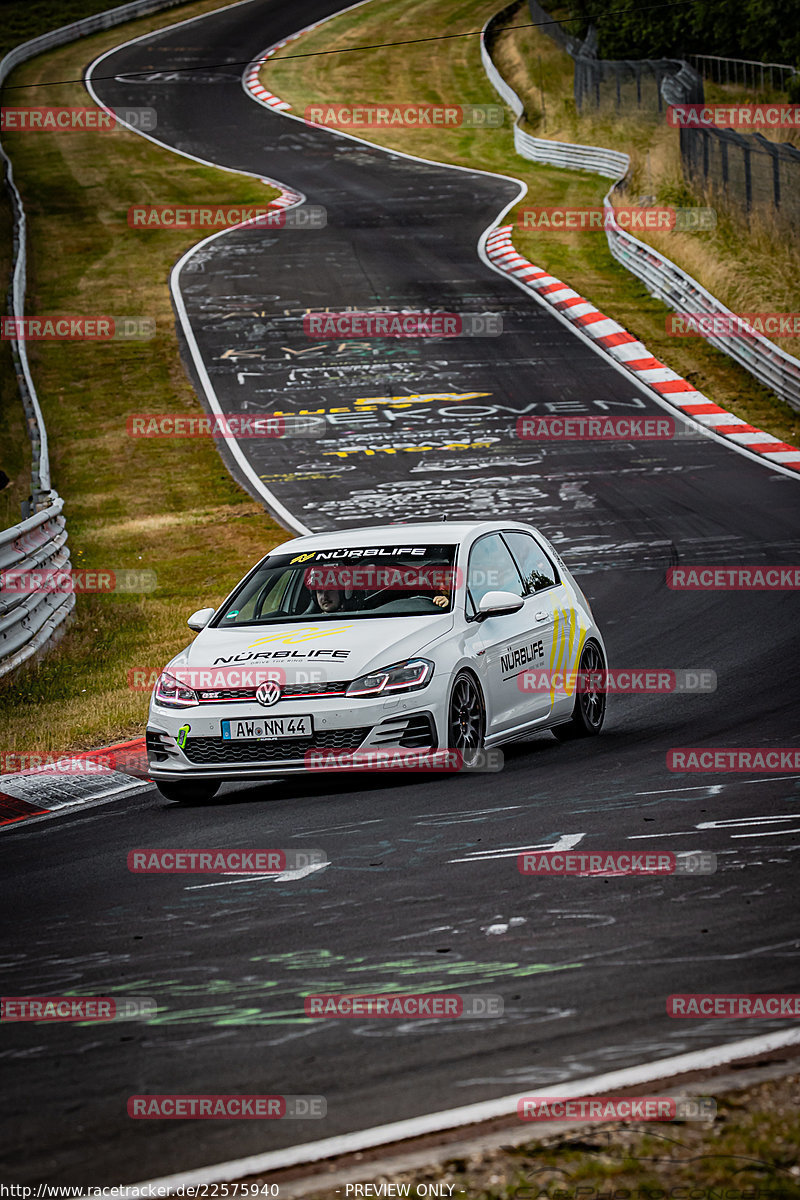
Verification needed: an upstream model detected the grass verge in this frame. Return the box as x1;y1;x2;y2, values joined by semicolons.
264;0;800;447
0;0;289;755
294;1073;800;1200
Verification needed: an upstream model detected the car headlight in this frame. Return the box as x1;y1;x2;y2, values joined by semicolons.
346;658;434;697
154;670;198;708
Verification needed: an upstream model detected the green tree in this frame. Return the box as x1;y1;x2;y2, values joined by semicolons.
562;0;800;66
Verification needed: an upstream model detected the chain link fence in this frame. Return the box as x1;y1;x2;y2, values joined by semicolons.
526;0;703;115
680;125;800;231
526;0;577;54
574;49;703;115
525;3;800;236
689;55;798;95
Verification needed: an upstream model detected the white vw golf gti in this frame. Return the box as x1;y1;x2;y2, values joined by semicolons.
147;521;607;801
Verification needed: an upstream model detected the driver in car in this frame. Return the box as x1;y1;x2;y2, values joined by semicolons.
432;564;455;609
314;586;344;614
433;582;450;608
306;567;359;614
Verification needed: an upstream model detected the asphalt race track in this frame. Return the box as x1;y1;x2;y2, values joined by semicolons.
1;0;799;1186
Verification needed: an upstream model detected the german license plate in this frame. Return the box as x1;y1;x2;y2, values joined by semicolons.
221;715;312;740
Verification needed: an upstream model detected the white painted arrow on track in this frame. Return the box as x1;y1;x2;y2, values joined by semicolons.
184;861;329;890
449;832;585;864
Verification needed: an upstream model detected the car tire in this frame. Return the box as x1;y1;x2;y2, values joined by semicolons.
155;780;221;804
447;670;486;769
551;639;606;741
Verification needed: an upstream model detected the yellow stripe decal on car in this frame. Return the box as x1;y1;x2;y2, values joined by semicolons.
550;608;587;702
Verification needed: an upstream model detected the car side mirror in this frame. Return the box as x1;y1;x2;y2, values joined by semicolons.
187;607;215;632
476;590;525;620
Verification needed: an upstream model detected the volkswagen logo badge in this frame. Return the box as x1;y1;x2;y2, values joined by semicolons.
256;681;281;707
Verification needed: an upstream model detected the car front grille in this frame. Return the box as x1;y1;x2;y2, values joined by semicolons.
196;681;349;703
182;727;371;764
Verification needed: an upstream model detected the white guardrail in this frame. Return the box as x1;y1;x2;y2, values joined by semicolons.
0;498;71;675
0;0;188;678
480;5;800;414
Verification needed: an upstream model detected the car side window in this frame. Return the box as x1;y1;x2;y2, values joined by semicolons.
502;531;558;595
466;534;524;609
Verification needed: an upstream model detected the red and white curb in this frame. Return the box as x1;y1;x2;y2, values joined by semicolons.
244;44;292;112
0;737;149;830
485;226;800;473
244;17;325;115
244;11;350;117
265;184;303;210
240;41;305;206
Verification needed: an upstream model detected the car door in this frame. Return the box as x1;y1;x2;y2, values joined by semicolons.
466;533;552;736
500;530;569;726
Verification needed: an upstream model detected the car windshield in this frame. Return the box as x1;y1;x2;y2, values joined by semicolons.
214;544;458;625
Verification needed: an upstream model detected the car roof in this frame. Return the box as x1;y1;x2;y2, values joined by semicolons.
270;521;536;554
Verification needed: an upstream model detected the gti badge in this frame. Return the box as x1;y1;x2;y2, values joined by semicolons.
256;681;282;707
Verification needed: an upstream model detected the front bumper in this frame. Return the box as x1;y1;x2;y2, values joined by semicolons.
146;689;445;781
